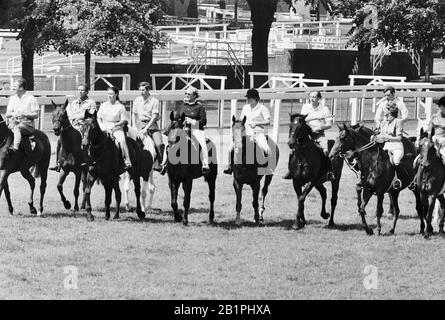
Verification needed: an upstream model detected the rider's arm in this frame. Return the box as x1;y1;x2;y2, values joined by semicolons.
20;96;40;119
255;105;271;126
113;105;127;129
144;99;160;130
320;106;332;130
5;97;15;119
427;117;435;137
374;104;384;127
398;100;409;123
384;120;403;142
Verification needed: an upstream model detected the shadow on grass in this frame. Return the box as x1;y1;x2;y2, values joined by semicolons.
209;219;325;230
323;223;377;232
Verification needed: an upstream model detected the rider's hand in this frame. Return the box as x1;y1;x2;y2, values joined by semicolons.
375;135;386;143
345;150;355;159
250;123;257;129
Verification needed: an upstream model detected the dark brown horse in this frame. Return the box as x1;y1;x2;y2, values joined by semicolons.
80;112;145;221
287;113;343;229
230;116;279;225
0;114;50;215
330;123;423;235
51;100;87;212
165;111;217;225
416;127;445;239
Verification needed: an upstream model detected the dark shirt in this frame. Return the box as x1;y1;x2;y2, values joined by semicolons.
178;101;207;130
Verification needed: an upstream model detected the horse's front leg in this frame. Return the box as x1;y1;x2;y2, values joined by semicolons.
356;181;363;211
133;176;145;221
259;175;273;224
84;174;95;221
315;183;329;220
412;188;425;234
425;195;438;239
376;193;384;235
292;180;313;230
169;180;181;222
80;170;87;210
182;179;193;226
0;170;13;215
207;174;216;224
21;170;37;215
233;179;243;226
251;180;260;224
437;194;445;237
73;170;81;212
57;169;71;210
359;187;373;235
38;168;48;216
113;180;121;220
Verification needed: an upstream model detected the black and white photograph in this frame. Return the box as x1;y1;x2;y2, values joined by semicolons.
0;0;445;304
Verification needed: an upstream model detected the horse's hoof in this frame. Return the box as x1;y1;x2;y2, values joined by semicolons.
64;201;71;210
37;211;42;217
73;205;79;212
365;228;374;235
105;215;110;221
182;220;188;226
86;214;94;222
9;208;13;215
30;207;37;215
439;230;445;238
321;212;330;220
113;215;120;220
174;215;182;222
424;233;432;240
328;221;335;228
137;212;145;221
235;218;242;226
81;204;86;210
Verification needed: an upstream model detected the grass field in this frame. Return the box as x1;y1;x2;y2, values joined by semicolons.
1;136;445;300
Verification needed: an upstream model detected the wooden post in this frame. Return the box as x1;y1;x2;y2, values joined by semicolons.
350;97;358;125
272;99;281;144
219;78;226;128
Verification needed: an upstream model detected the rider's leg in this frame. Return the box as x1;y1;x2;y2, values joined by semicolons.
113;130;132;169
319;136;335;181
256;133;270;156
11;125;22;151
223;141;234;174
392;148;404;190
191;129;209;171
283;151;293;179
49;138;62;171
152;130;165;165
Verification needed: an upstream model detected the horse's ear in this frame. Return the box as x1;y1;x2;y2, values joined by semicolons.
63;99;68;109
170;110;175;122
179;112;186;123
51;100;57;108
420;127;425;137
288;112;292;119
337;123;343;130
430;127;435;138
85;110;97;119
241;115;246;125
302;114;308;120
232;115;236;123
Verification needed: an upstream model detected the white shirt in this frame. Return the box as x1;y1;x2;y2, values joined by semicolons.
6;93;40;128
133;95;160;130
97;101;127;132
300;103;332;134
375;97;408;126
240;103;270;135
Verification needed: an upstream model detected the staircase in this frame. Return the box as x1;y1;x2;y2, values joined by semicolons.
372;43;421;77
187;40;245;86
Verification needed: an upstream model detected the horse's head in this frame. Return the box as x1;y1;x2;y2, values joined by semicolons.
231;115;247;150
288;113;312;148
166;111;186;147
51;100;70;136
80;110;99;149
419;127;439;167
329;123;359;160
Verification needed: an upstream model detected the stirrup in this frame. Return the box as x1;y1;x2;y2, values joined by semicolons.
283;171;292;180
49;164;61;172
408;180;417;191
326;172;335;181
223;166;232;175
393;178;402;190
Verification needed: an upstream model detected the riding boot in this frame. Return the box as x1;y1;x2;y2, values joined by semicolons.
153;144;164;172
223;150;234;175
393;165;403;190
159;145;168;176
283;153;293;179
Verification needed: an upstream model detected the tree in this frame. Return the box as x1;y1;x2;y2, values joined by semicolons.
9;0;58;90
48;0;168;87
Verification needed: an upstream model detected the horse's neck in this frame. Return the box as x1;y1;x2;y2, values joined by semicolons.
234;135;255;163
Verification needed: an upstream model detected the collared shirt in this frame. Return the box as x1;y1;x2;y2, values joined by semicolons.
430;112;445;138
300;103;332;137
133;95;160;130
97;101;127;132
6;92;40;128
67;97;97;129
380;117;403;137
375;97;408;125
240;103;270;135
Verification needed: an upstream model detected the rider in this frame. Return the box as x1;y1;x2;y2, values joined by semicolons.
375;85;409;128
375;102;405;190
5;78;40;155
49;83;96;172
97;86;132;171
283;90;335;181
224;88;271;175
428;96;445;165
163;86;210;174
132;81;166;175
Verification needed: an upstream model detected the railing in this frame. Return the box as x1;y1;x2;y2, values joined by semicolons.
372;44;391;75
2;84;443;142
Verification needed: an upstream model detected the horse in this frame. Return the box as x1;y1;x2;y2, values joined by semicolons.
80;112;146;221
416;127;445;238
287;113;343;229
230;115;279;225
122;126;156;214
165;111;217;225
51;100;87;212
0;114;51;216
329;123;423;235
